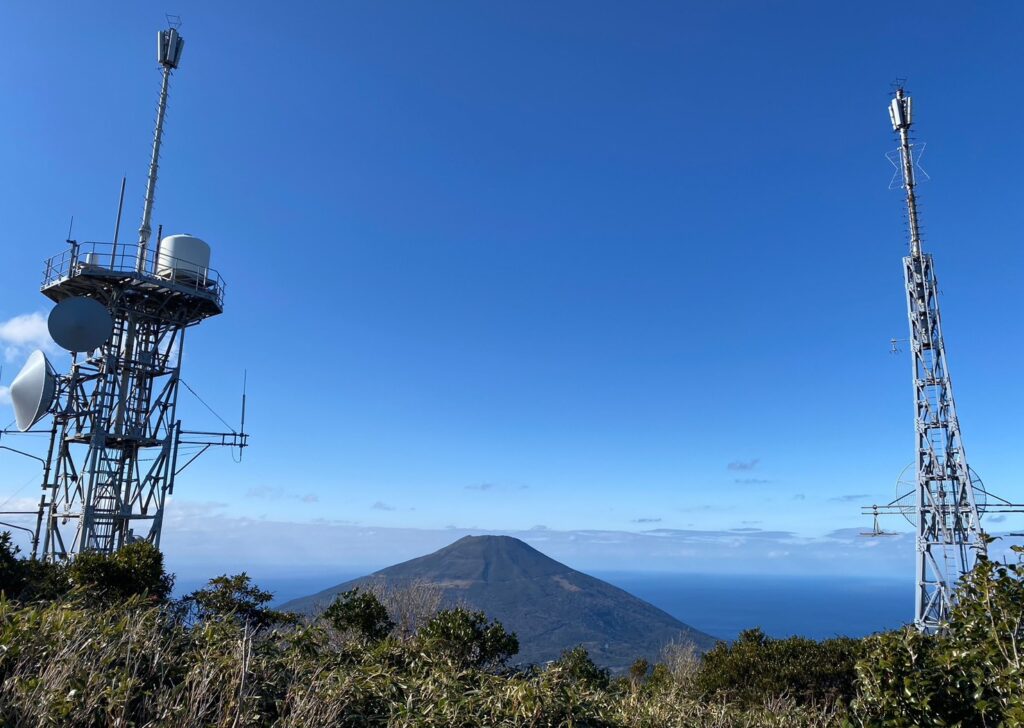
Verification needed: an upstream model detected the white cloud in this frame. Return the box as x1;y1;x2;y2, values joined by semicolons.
0;385;10;406
0;312;57;363
727;458;760;471
155;502;952;583
243;486;320;504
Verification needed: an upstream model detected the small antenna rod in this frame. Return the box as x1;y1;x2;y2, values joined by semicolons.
889;86;923;258
111;176;126;267
239;370;247;461
136;26;185;273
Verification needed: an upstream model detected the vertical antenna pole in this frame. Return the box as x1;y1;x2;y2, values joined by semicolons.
890;89;922;257
154;224;163;274
240;370;247;461
136;27;185;273
112;176;126;268
137;68;172;272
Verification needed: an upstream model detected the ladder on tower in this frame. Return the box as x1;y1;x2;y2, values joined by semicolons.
86;448;124;552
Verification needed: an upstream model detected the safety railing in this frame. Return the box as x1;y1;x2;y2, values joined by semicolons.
42;241;226;308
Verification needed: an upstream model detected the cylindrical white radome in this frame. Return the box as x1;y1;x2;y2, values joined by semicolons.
156;234;211;285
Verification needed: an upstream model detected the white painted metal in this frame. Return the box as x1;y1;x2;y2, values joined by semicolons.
866;86;1024;633
9;350;57;432
48;296;114;352
156;234;211;284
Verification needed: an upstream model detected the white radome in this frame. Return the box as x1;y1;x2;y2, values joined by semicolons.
157;234;211;285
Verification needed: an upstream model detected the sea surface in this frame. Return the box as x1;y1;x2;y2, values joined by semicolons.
178;570;912;642
592;572;910;641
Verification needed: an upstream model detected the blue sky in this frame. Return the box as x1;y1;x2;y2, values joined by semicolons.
1;2;1022;580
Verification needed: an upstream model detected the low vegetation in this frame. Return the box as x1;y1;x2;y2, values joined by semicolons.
0;532;1021;727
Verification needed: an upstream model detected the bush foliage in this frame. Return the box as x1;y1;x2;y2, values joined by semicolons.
693;628;863;707
1;532;1023;726
854;547;1024;726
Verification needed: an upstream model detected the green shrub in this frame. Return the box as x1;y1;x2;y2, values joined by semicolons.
550;645;611;689
416;607;519;670
0;533;172;604
323;588;394;643
68;540;174;603
0;533;25;598
853;547;1024;725
183;572;296;630
693;628;862;707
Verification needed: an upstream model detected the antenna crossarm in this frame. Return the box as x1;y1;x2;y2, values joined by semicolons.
173;430;247;476
177;430;249;448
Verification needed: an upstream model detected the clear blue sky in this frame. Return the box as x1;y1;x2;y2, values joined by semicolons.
1;2;1022;578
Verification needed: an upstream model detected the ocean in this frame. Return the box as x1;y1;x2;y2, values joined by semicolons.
180;570;911;642
593;572;910;641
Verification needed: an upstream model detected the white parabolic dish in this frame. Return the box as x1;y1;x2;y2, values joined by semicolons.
9;349;57;432
48;296;114;353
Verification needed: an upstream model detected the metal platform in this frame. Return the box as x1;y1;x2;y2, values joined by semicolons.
41;240;225;320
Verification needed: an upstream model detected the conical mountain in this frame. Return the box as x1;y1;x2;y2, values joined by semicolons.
281;535;717;670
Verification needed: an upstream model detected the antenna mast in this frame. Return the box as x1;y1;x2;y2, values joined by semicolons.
890;89;923;257
866;85;1024;632
136;26;184;273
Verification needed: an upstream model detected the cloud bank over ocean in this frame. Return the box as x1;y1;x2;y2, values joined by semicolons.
159;498;929;583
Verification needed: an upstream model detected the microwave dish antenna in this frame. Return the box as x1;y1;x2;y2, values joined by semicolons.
48;296;114;353
9;351;57;432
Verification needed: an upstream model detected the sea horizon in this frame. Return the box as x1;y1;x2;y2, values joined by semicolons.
174;568;909;643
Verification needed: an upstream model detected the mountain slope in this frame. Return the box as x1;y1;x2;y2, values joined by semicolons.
281;535;717;670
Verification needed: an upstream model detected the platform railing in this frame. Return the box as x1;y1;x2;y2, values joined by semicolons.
42;241;226;308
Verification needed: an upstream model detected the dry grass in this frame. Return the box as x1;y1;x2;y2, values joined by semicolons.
0;595;843;727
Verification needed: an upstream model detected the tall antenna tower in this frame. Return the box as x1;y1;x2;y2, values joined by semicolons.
3;24;246;559
864;86;1024;632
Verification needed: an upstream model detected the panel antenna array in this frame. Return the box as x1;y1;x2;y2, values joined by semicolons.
2;26;246;559
864;87;1024;632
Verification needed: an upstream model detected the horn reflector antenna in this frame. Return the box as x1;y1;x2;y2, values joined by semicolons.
9;350;57;431
48;296;114;352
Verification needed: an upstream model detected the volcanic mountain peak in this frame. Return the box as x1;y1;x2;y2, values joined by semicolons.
283;535;716;671
381;535;568;582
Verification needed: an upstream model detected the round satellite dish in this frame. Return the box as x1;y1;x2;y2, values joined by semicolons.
9;350;57;432
48;296;113;352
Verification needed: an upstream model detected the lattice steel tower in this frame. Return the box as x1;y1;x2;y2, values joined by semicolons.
864;86;1023;632
4;25;246;560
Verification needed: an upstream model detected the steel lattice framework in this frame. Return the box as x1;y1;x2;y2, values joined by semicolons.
32;242;241;559
10;26;248;560
864;87;1024;632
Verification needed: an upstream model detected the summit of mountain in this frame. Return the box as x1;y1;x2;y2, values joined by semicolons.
281;535;717;670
